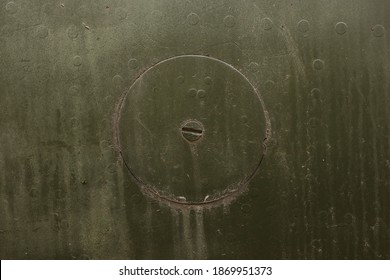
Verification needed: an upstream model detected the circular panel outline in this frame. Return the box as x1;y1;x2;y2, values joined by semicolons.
114;55;271;208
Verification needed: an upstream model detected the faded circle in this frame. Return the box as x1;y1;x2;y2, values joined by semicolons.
128;58;138;69
187;12;200;25
176;75;185;84
69;117;80;129
67;25;79;39
264;80;275;91
73;56;82;67
297;19;310;33
204;76;213;85
241;203;252;214
68;85;80;95
106;163;117;173
248;62;259;73
372;24;385;37
240;115;248;123
309;118;319;129
201;178;209;187
104;95;113;104
187;88;197;97
36;25;49;38
197;89;206;98
313;59;324;70
224;15;236;28
112;75;124;86
42;3;55;16
99;140;111;150
344;213;355;225
310;88;321;99
335;22;348;35
151;10;164;22
5;2;18;14
29;188;38;198
261;17;273;30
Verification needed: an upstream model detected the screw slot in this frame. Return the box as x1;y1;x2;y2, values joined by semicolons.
181;120;204;142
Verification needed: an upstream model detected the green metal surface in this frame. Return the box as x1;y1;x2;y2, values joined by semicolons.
117;55;267;205
0;0;390;259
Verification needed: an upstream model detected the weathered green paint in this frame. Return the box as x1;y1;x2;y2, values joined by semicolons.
117;55;268;206
0;0;389;259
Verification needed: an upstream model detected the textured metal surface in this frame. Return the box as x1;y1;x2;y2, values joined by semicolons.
117;55;267;206
0;0;390;259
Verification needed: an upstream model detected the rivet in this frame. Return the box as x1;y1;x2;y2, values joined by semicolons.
297;19;310;33
5;2;18;14
187;88;197;97
313;59;324;70
335;22;348;35
128;58;138;69
176;75;185;84
67;25;79;39
261;17;273;30
372;24;385;37
187;12;200;25
224;15;236;28
204;76;213;85
73;56;82;67
197;89;206;98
